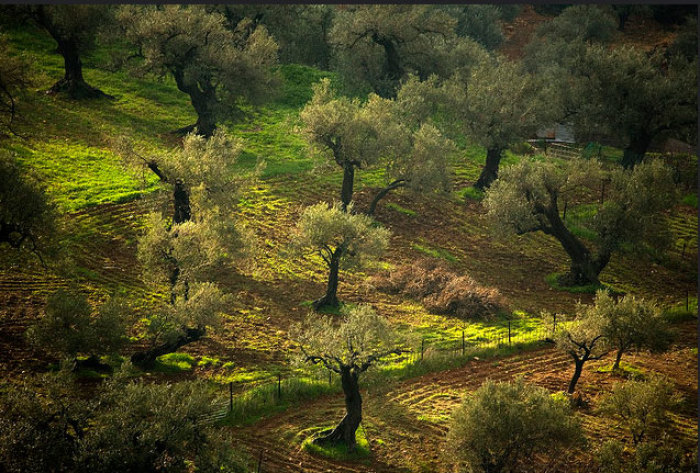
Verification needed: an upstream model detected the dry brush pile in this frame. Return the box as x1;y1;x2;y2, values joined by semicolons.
373;259;506;319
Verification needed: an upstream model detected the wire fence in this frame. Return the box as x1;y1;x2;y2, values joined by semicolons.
207;318;561;426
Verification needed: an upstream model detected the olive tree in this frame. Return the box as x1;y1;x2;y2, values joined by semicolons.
554;304;608;394
595;291;673;371
118;4;279;137
330;5;485;97
442;57;552;190
0;35;31;137
26;289;128;371
571;45;697;168
216;4;334;69
484;158;677;286
301;77;455;215
117;131;249;368
0;369;247;473
16;5;113;98
598;377;682;445
447;378;582;473
290;304;402;451
439;4;505;50
0;152;55;265
292;202;389;310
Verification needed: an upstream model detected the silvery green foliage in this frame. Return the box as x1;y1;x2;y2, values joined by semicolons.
554;300;609;360
447;378;582;473
523;5;617;73
0;370;247;473
141;282;232;347
329;5;487;97
595;290;672;361
301;78;455;197
441;56;553;152
484;157;602;237
290;304;399;372
484;158;676;257
26;289;128;359
597;376;683;445
293;201;389;271
117;5;278;125
570;44;697;152
119;131;250;348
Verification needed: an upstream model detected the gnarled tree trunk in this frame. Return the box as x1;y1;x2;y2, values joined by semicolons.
612;346;625;371
621;131;652;169
542;200;603;286
567;358;584;394
340;162;355;212
314;367;362;451
313;247;342;310
173;70;218;137
367;179;406;216
474;147;502;190
130;327;205;370
47;38;109;99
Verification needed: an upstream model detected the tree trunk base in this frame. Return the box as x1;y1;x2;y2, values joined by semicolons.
557;271;599;288
71;355;113;373
172;122;215;138
130;327;205;370
312;415;357;452
312;294;339;312
47;79;113;100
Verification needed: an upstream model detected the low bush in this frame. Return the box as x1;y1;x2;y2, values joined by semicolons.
373;259;505;319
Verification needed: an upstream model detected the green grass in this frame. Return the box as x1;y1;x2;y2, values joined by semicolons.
663;297;698;323
152;352;195;373
544;273;623;295
301;425;370;461
681;193;698;208
386;202;417;217
221;375;340;426
596;361;646;379
411;239;459;263
460;186;485;201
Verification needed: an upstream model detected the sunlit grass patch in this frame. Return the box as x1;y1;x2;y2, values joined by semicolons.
153;352;195;373
386;202;417;217
411;239;459;263
301;425;370;461
595;361;646;379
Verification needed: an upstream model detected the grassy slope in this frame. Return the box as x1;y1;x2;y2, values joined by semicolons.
0;24;696;393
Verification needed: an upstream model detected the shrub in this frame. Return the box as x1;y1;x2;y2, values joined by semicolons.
447;378;582;473
597;377;682;445
373;259;505;319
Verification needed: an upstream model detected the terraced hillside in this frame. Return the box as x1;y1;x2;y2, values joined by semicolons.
0;9;696;473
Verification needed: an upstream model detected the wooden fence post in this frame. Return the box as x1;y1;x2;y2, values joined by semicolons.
421;338;425;361
229;382;233;413
256;450;263;473
508;321;512;346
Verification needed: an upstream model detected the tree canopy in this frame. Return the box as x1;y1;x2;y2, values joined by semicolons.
440;56;552;189
291;304;402;451
447;378;582;473
570;45;697;167
292;201;389;309
329;4;486;97
595;291;673;370
0;152;55;264
117;131;250;367
484;158;677;286
554;301;608;394
118;4;279;136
